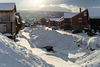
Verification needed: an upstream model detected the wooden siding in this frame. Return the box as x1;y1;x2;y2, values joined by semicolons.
0;6;16;36
71;9;88;30
0;12;12;22
59;20;64;29
72;9;88;25
11;10;16;35
0;22;11;33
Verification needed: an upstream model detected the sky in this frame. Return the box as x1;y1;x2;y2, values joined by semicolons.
0;0;100;12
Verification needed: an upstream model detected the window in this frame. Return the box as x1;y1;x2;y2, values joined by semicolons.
84;12;87;16
70;19;72;22
78;18;82;23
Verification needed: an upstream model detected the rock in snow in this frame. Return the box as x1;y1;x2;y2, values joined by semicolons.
0;33;53;67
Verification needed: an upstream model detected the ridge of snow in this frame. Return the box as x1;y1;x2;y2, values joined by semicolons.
0;33;53;67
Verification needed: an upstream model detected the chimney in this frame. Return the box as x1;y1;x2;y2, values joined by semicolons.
80;8;81;13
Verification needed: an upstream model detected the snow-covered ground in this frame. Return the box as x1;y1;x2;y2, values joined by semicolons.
0;33;53;67
16;26;100;67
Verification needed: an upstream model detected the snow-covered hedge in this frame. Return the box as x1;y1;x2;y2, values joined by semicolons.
76;36;100;50
87;37;100;50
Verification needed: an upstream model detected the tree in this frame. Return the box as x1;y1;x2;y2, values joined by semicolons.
40;18;46;25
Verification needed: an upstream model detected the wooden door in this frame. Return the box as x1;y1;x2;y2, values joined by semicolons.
0;24;6;33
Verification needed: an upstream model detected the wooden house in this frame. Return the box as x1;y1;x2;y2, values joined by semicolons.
71;8;88;30
58;12;78;30
46;18;59;27
57;16;65;29
0;3;18;40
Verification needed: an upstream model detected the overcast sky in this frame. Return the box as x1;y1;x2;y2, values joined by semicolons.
0;0;100;12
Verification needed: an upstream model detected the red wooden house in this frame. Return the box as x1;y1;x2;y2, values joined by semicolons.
71;8;88;30
58;12;78;29
46;18;59;27
57;17;64;29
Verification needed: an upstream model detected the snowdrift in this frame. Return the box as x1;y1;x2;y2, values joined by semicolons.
0;33;53;67
76;36;100;50
30;27;77;50
29;27;100;67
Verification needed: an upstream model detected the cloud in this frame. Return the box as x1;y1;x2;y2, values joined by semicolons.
65;0;100;7
0;0;100;11
39;4;72;12
44;0;100;8
59;4;80;12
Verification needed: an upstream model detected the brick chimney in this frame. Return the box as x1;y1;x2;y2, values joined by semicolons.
80;8;81;13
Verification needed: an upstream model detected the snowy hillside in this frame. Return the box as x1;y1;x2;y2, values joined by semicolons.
26;26;100;67
0;33;53;67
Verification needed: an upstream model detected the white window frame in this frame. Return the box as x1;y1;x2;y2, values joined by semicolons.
84;12;87;16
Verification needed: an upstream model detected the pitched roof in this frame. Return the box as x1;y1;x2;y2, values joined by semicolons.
0;3;15;11
49;18;60;21
88;8;100;18
57;12;78;22
57;16;64;22
64;12;78;18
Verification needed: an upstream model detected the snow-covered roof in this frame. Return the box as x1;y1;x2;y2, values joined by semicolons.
64;12;78;18
88;8;100;18
16;15;19;19
57;12;78;22
57;16;64;22
22;21;25;23
49;18;60;21
0;3;15;11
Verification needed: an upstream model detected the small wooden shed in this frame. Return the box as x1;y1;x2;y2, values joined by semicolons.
0;3;17;40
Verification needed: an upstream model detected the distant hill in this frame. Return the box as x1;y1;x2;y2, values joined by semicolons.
18;10;65;19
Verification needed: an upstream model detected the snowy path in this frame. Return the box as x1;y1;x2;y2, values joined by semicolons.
57;30;83;38
16;30;80;67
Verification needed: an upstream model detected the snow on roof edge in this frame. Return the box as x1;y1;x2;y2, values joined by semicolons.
0;3;15;11
64;12;79;18
88;8;100;18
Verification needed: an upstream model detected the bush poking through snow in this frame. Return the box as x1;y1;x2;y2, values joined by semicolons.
87;37;100;50
76;36;100;51
75;37;89;47
43;46;55;53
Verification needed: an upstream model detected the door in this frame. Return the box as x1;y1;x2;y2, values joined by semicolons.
0;24;6;33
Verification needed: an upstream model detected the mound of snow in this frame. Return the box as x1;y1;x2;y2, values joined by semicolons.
76;37;90;46
30;27;77;50
87;36;100;49
76;36;100;50
76;50;100;67
23;27;100;67
0;33;53;67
